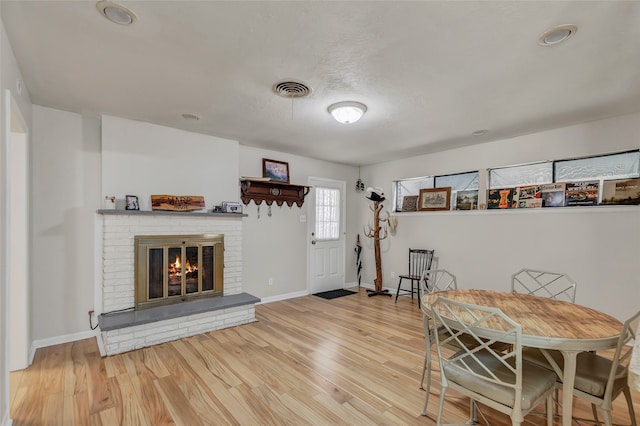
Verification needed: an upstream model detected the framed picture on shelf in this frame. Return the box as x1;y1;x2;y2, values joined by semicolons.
401;195;419;212
455;190;479;210
419;187;451;211
125;195;139;210
262;158;290;183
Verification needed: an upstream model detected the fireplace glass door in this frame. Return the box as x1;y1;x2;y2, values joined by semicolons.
135;234;223;309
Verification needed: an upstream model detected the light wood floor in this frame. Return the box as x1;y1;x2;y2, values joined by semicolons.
10;289;640;425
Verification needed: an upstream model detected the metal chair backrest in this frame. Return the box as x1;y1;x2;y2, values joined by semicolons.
511;268;577;303
605;309;640;401
431;297;523;405
419;269;457;316
407;248;434;279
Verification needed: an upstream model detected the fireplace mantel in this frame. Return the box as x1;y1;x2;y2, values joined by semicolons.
97;209;246;218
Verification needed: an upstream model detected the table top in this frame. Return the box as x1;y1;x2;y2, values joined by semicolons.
423;289;622;351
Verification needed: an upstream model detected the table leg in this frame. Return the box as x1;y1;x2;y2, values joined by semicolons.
560;350;579;426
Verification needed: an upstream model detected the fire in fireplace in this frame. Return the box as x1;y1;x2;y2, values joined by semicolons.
134;234;224;309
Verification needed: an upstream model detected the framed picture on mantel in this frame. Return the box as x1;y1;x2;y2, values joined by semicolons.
262;158;290;183
125;195;139;210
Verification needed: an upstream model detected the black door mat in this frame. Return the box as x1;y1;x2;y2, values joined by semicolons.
312;289;357;300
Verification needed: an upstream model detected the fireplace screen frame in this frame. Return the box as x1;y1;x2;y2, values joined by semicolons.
134;234;224;310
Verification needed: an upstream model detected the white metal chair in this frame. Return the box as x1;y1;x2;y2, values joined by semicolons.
419;269;510;417
431;297;557;426
524;309;639;426
511;268;577;302
418;269;458;415
513;268;577;415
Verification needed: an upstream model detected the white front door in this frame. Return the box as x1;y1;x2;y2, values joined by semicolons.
308;177;345;294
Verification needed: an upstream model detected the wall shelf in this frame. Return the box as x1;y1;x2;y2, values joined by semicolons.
240;179;310;207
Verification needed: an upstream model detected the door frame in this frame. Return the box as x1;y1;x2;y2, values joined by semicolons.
5;89;30;372
306;177;346;294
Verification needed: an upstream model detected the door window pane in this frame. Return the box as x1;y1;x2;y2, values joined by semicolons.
316;187;340;240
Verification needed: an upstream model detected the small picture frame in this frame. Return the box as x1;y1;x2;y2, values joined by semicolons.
419;187;452;211
401;195;419;212
262;158;290;183
125;195;139;211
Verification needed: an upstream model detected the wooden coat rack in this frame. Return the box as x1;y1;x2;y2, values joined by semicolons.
364;200;392;297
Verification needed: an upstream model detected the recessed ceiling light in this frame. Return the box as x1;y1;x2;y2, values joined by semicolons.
538;24;577;46
327;101;367;124
181;113;200;121
96;1;137;25
472;129;488;136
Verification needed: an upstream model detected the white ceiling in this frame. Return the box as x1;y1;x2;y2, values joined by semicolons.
3;1;640;166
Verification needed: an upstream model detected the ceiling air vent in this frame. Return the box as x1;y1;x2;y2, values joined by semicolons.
272;81;312;98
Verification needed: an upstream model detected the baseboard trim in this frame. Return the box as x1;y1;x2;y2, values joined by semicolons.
257;290;308;304
1;410;12;426
25;283;392;358
31;330;96;354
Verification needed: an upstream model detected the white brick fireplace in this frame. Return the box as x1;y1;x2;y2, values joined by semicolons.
96;211;257;355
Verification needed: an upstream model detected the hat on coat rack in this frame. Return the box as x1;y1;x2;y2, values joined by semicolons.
365;187;385;202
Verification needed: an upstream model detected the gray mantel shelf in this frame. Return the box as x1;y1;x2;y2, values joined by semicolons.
97;209;247;218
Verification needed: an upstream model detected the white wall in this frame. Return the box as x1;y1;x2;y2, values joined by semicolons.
101;115;239;210
360;112;640;321
28;112;359;349
30;106;99;343
1;17;32;426
239;146;359;300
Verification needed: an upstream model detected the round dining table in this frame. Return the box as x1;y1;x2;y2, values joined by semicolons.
422;289;623;426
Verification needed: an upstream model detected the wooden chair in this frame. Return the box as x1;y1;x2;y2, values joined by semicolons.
430;296;556;426
511;268;577;302
524;309;639;426
394;248;434;307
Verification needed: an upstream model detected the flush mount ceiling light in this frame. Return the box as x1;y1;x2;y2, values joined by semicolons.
96;1;137;25
327;101;367;124
538;24;577;46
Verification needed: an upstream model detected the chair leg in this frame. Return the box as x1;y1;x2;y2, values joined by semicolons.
421;342;432;415
421;379;429;416
394;277;403;303
436;385;447;426
600;407;613;426
622;387;637;426
546;394;553;426
591;403;602;426
419;350;427;390
470;400;478;424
